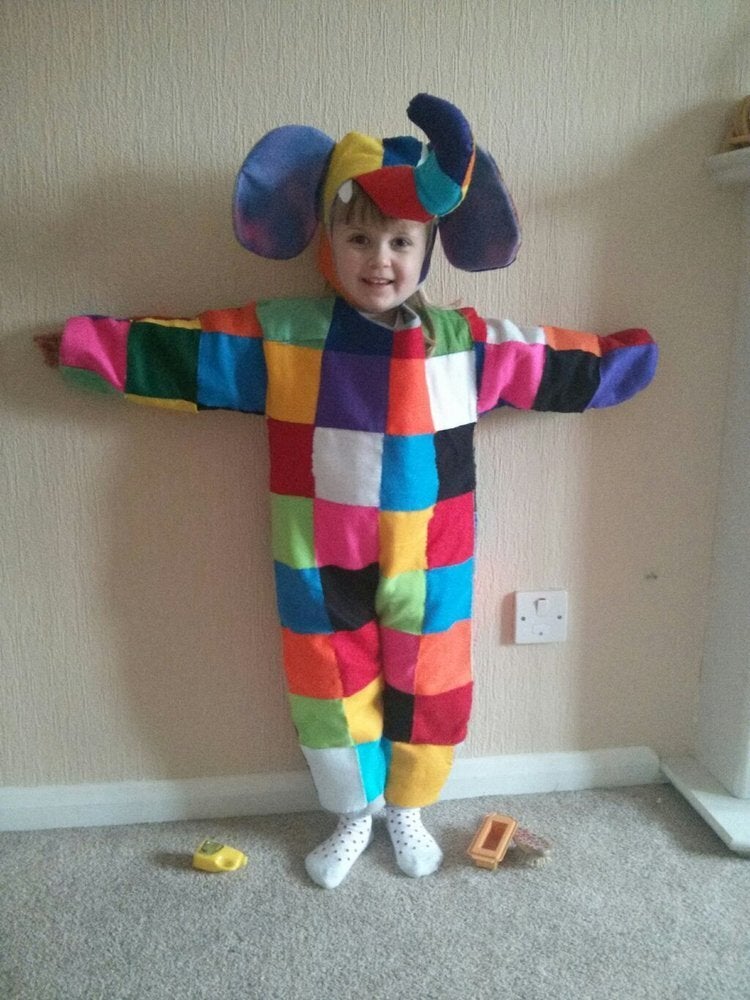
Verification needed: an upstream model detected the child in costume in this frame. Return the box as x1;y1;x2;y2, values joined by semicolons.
38;94;657;889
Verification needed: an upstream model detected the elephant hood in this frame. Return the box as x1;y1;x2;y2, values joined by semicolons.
233;93;520;278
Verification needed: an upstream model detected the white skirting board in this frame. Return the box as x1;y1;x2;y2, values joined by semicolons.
661;755;750;856
0;746;663;833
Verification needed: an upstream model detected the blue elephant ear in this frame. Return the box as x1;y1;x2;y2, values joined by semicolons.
233;125;334;259
438;146;521;271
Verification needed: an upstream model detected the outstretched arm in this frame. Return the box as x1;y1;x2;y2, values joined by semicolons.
47;304;267;415
463;309;658;415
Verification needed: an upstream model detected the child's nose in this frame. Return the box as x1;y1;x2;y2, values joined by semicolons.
370;240;390;265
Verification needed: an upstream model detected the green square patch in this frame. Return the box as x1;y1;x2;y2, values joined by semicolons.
425;308;473;358
256;297;333;347
126;322;200;402
61;366;121;396
289;694;353;749
271;494;316;569
375;570;426;635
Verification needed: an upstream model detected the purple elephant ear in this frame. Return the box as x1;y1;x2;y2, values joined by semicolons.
437;146;521;271
233;125;334;259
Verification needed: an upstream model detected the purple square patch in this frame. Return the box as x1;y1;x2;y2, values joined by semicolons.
315;350;390;432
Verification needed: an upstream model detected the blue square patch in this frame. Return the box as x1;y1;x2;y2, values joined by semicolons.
380;433;439;512
197;332;267;412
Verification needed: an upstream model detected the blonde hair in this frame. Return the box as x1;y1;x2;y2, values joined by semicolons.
328;184;438;350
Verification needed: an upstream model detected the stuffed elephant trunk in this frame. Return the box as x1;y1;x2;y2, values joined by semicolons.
407;93;476;218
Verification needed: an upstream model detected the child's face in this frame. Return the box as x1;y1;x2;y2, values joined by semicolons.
330;215;428;325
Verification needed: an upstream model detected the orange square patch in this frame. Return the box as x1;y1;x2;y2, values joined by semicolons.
281;630;343;699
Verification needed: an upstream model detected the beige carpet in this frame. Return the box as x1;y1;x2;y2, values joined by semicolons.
2;784;748;999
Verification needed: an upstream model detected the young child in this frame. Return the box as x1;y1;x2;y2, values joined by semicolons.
37;94;657;889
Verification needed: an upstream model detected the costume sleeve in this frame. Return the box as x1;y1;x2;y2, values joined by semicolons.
59;303;267;414
461;308;658;415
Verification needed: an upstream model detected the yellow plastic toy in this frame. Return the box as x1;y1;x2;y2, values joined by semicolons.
192;838;248;872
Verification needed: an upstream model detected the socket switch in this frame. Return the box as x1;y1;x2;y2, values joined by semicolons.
514;590;568;644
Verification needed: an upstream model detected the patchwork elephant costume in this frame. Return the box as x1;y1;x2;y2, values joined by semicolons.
59;95;657;816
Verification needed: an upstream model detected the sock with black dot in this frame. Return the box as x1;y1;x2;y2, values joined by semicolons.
304;814;373;889
385;805;443;878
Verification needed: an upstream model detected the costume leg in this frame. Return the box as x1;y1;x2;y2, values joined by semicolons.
377;494;475;808
276;559;387;886
275;532;386;816
379;617;473;807
376;513;474;876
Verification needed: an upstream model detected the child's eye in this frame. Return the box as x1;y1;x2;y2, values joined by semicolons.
392;237;412;249
348;233;369;246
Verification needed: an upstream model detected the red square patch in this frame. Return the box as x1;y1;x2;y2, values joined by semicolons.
427;493;475;568
331;622;381;697
412;683;473;745
267;419;315;497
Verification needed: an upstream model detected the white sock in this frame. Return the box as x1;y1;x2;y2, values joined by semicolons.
385;805;443;878
304;814;373;889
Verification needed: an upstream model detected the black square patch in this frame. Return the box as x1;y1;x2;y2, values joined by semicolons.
533;347;600;412
319;563;379;632
435;424;476;501
383;684;415;743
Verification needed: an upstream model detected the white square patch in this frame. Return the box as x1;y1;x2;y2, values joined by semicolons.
425;350;478;431
301;746;368;813
485;318;546;345
312;427;384;506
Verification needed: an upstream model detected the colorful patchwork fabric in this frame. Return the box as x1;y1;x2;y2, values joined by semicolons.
60;297;657;813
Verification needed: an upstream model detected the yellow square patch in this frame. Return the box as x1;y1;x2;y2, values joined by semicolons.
264;341;322;424
342;677;384;744
125;394;197;413
385;742;455;807
379;508;433;578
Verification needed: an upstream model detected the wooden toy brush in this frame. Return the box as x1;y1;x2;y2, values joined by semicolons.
506;825;553;867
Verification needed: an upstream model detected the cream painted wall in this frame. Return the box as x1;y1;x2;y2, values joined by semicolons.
1;0;748;788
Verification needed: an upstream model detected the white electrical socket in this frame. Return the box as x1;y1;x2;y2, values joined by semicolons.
514;590;568;644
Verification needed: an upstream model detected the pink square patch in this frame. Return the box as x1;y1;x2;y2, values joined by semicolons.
381;627;420;694
478;341;545;412
314;499;379;570
61;316;129;392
